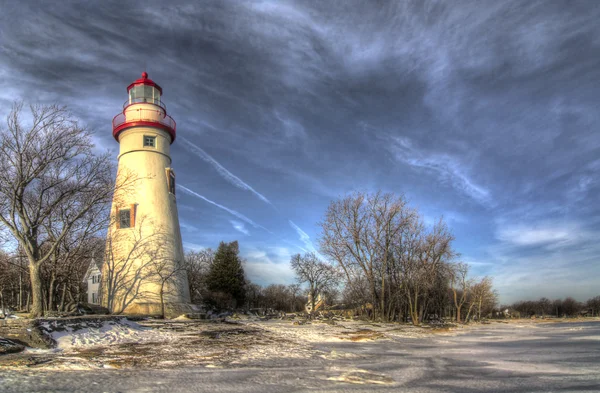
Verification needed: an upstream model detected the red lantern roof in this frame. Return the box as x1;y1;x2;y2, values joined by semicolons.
126;72;163;94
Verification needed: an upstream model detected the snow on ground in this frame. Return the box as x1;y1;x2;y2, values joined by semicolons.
1;319;599;392
1;316;452;371
39;318;175;351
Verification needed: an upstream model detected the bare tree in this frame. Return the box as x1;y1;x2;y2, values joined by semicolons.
0;103;116;317
395;218;455;325
561;297;582;317
449;262;473;323
536;297;551;318
0;250;18;314
183;249;214;304
587;296;600;317
287;283;302;312
318;191;462;323
468;276;496;321
290;252;339;314
148;244;186;319
0;247;30;312
41;203;108;312
262;284;292;312
319;191;415;321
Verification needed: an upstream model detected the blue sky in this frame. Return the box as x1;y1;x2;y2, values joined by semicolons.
1;0;599;304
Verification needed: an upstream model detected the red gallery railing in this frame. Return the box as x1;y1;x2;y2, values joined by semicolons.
112;108;177;142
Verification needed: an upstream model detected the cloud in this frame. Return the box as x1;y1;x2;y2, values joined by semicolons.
230;220;249;236
180;137;272;205
488;248;600;304
483;218;600;303
497;226;570;247
391;137;491;206
178;184;272;233
273;110;306;139
288;220;322;257
179;221;198;232
183;242;206;252
2;0;600;303
244;259;296;286
494;220;592;250
243;245;296;285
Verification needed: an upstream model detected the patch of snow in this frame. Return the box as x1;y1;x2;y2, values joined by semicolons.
43;319;174;351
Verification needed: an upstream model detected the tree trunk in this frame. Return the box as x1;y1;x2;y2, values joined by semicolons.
465;302;475;323
409;290;419;325
29;262;44;318
380;270;386;322
59;283;67;311
456;305;462;323
48;274;56;312
160;286;165;319
18;268;23;311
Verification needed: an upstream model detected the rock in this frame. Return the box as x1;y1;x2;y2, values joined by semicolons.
75;303;109;315
0;337;25;355
0;319;56;349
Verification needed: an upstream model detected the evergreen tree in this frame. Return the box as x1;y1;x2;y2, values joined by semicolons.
206;241;246;308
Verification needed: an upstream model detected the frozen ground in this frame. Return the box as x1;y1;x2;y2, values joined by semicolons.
1;318;599;392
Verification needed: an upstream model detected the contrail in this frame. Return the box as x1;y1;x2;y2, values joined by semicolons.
289;220;323;258
180;137;272;205
178;184;272;234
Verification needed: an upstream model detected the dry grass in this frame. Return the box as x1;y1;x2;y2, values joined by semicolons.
338;329;384;342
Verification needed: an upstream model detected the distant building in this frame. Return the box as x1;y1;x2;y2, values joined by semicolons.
83;254;102;305
305;292;325;313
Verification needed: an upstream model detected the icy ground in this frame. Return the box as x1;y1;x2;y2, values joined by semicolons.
1;318;599;392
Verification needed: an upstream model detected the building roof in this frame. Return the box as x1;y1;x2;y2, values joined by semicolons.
82;254;102;283
126;71;163;94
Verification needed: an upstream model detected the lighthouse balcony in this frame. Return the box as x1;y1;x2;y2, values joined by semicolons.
112;105;177;143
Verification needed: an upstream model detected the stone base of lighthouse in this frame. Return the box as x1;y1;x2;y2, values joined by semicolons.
121;302;197;318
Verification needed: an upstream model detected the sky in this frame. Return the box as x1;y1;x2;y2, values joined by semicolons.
0;0;599;304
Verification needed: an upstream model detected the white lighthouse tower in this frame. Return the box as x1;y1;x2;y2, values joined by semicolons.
103;72;191;316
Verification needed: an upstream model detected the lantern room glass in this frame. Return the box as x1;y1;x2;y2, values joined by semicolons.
129;85;161;105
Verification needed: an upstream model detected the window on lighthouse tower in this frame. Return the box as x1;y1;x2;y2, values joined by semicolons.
167;169;176;195
129;85;161;105
144;136;156;148
119;209;131;229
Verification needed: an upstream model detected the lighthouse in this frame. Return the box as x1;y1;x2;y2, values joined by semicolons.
102;72;191;316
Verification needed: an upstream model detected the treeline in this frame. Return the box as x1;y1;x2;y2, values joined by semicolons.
507;296;600;318
184;241;306;313
0;239;104;314
0;239;308;315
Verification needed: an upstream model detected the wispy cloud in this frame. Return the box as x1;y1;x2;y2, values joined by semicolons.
180;137;272;205
179;221;198;232
495;220;592;250
273;110;306;139
230;220;249;236
483;218;600;303
243;245;296;285
391;137;491;206
497;226;570;247
178;184;272;233
183;242;206;252
288;220;322;257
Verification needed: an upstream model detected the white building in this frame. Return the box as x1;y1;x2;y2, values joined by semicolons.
83;255;102;305
102;72;191;316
